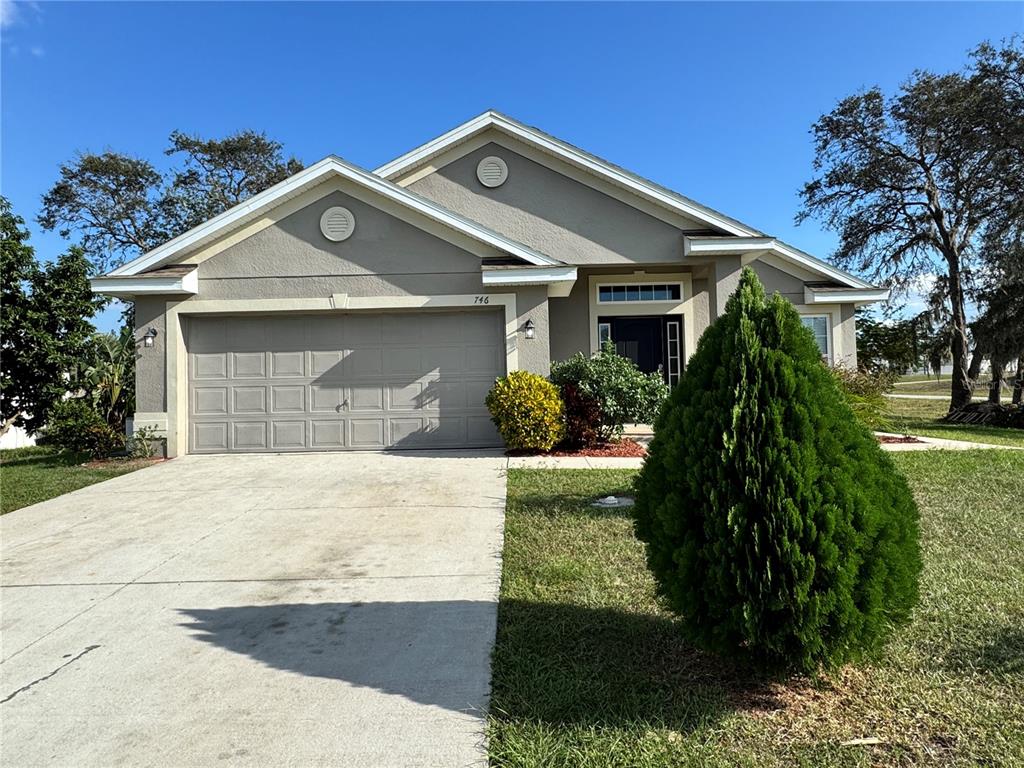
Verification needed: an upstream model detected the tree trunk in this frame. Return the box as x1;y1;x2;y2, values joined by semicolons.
988;358;1005;404
946;253;973;412
1014;355;1024;405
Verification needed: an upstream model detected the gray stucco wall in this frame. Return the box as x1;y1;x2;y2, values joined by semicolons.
408;143;691;266
198;190;484;298
749;261;806;304
134;296;167;413
839;303;857;368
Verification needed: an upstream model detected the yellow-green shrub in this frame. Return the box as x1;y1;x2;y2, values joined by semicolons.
485;371;565;452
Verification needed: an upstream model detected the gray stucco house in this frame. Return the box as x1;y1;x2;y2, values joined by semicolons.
92;110;888;456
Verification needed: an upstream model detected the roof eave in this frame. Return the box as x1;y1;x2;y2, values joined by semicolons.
109;154;562;277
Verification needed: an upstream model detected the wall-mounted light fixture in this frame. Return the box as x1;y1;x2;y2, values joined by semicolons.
142;327;158;348
524;319;536;340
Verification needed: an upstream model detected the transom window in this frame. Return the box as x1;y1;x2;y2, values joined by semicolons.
597;283;681;303
800;315;831;361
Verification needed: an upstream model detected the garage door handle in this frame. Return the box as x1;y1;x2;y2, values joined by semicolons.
335;401;348;412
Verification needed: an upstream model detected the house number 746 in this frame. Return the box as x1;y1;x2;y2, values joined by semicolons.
474;296;490;304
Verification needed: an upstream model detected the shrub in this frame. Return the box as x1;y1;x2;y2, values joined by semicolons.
633;268;921;673
128;425;163;459
44;398;125;458
559;383;603;449
550;342;669;439
831;365;897;431
486;370;565;452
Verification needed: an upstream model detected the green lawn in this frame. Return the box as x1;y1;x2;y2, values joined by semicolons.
884;397;1024;447
490;454;1024;767
0;445;151;514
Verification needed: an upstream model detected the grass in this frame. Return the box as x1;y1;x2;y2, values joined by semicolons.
490;454;1024;767
883;397;1024;448
0;445;151;514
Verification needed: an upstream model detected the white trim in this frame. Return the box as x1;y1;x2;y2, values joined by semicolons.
90;269;199;298
798;313;833;363
598;322;612;345
666;318;682;386
804;286;889;304
684;236;872;290
162;293;518;457
595;280;683;305
588;272;694;364
481;266;577;287
109;156;561;276
375;110;757;237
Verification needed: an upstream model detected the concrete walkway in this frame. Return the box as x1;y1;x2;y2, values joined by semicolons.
0;451;507;767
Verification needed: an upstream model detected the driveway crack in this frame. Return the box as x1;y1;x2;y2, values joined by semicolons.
1;645;100;704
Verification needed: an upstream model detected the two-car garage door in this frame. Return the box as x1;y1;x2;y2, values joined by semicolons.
186;311;504;453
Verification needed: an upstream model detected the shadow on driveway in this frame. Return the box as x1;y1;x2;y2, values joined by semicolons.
178;601;496;715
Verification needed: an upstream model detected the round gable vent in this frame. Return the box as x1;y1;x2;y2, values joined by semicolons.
477;156;508;188
320;206;355;242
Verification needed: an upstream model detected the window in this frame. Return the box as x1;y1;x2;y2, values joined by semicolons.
597;283;681;303
800;315;831;360
598;322;612;344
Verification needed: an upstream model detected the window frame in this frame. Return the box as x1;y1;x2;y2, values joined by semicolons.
595;281;684;305
799;313;832;362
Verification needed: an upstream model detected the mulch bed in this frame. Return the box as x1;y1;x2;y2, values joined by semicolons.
508;438;648;458
877;435;925;444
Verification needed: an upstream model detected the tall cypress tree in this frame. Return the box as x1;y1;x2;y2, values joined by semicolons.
633;268;921;672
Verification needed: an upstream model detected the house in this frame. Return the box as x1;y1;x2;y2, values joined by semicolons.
91;111;888;456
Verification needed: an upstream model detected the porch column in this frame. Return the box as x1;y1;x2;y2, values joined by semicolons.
709;255;743;318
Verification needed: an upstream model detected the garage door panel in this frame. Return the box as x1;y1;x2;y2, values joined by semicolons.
193;353;228;380
389;382;424;410
349;385;384;411
310;350;345;378
344;315;383;345
350;419;385;448
188;311;503;453
310;384;345;412
466;345;502;373
193;422;228;452
232;422;268;450
271;386;305;413
271;351;305;378
468;415;499;443
226;317;268;351
232;386;267;415
382;347;424;375
232;352;266;378
342;348;382;378
271;421;306;449
193;387;228;415
311;420;346;448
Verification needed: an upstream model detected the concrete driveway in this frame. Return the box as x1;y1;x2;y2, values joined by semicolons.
0;452;507;767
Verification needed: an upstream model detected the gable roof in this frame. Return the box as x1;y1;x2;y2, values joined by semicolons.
375;110;877;290
109;154;564;277
375;109;765;238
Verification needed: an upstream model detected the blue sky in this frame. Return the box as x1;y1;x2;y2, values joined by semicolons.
2;1;1020;330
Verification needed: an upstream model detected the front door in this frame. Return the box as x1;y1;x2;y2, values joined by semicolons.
598;316;682;385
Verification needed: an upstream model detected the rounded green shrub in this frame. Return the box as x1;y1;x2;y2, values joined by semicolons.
550;342;669;439
486;370;565;452
44;398;125;458
633;268;921;672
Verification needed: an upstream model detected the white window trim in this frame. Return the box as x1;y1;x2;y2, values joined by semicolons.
595;281;684;305
798;312;832;363
598;322;612;345
588;272;694;365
